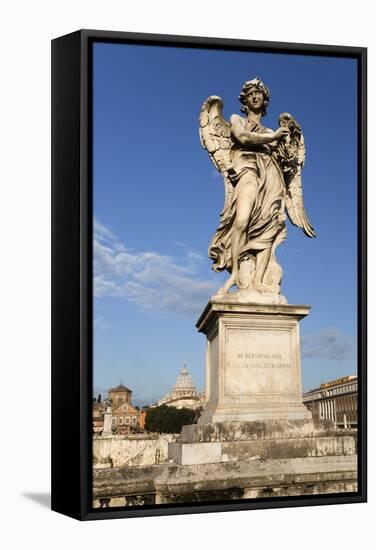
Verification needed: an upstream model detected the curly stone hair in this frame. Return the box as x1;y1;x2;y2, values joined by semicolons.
238;78;270;117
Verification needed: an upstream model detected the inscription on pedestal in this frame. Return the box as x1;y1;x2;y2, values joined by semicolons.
224;328;295;397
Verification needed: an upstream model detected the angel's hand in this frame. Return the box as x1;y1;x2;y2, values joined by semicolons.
274;127;290;140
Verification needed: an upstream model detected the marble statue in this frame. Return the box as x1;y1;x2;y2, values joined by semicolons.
199;78;315;304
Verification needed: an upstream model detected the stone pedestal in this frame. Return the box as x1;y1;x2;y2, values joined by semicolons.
196;298;312;424
167;298;355;468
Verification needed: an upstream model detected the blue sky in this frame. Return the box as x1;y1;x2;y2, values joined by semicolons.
93;42;358;406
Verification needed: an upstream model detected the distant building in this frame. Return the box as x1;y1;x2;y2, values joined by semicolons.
303;375;357;429
139;409;147;430
108;383;141;433
157;364;205;410
108;383;132;409
92;400;105;433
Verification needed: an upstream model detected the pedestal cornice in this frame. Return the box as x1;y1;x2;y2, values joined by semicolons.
196;298;311;334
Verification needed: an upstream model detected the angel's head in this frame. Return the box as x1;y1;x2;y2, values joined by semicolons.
239;78;270;117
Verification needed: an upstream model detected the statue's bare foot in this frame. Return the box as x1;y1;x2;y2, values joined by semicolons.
217;273;236;295
253;282;271;293
217;287;227;295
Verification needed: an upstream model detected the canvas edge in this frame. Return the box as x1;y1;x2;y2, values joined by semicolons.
51;29;367;521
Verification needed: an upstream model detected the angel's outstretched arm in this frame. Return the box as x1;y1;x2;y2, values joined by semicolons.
230;115;288;146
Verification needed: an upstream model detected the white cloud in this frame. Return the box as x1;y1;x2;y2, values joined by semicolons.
93;316;111;333
301;328;353;361
93;219;216;316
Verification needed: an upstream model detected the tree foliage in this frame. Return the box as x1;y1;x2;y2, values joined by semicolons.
145;405;200;434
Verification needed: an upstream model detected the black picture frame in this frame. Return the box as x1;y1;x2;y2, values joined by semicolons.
51;29;367;521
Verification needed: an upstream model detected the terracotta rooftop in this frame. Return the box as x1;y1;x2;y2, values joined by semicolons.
109;383;132;393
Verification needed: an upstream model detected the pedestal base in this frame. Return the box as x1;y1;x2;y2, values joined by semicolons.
168;420;356;466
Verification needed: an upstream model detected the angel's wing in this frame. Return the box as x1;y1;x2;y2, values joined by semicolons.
199;96;235;211
274;113;316;238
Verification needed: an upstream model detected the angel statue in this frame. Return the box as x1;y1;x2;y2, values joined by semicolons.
199;77;315;304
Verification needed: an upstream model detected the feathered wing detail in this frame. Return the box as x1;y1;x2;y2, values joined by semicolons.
274;113;316;238
199;96;234;212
